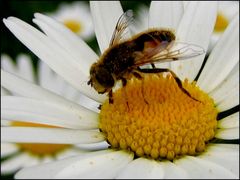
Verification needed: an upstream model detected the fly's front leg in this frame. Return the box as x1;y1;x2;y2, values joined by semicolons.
136;68;201;102
151;63;156;69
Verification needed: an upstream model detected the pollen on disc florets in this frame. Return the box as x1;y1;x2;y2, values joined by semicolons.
99;74;218;160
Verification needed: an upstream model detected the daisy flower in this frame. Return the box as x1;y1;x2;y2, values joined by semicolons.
1;1;239;179
1;54;103;175
48;1;94;40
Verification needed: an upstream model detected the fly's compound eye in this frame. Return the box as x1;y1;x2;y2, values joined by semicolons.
96;67;114;88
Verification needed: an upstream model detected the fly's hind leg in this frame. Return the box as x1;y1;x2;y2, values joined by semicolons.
133;71;149;105
120;78;130;110
108;89;113;104
137;68;200;102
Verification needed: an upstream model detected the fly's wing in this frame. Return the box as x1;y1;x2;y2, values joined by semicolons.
133;41;205;67
109;10;134;46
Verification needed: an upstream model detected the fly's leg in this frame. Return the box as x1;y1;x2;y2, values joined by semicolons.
151;63;156;69
150;63;163;79
136;68;201;102
108;89;113;104
133;71;149;105
121;78;130;110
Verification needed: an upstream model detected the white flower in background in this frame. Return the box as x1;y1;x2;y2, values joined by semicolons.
1;54;103;175
49;1;94;40
184;1;239;52
1;1;239;179
210;1;239;51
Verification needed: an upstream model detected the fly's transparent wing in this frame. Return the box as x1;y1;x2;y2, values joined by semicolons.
133;41;205;66
109;10;134;46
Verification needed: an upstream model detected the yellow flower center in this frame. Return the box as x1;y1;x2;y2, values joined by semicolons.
11;121;70;156
63;19;83;33
99;74;218;160
214;12;229;32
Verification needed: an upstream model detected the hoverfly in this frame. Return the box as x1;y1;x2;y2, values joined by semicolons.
88;10;204;103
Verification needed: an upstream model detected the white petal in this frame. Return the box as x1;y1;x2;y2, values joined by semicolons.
1;96;98;129
1;127;104;144
56;148;88;160
1;70;99;123
38;62;66;95
206;143;239;150
37;61;56;91
75;141;109;151
16;54;35;82
216;89;239;111
182;1;190;9
60;81;81;101
3;17;105;102
37;61;70;97
170;1;217;81
56;150;132;179
15;150;133;179
218;1;239;20
161;161;189;179
197;13;239;92
77;94;101;113
1;153;32;175
199;144;239;177
215;128;239;140
33;13;98;76
175;156;238;179
1;54;17;74
149;1;183;29
116;158;164;179
208;33;220;53
209;63;239;104
218;112;239;129
40;156;54;164
1;143;18;158
24;157;40;167
1;119;11;127
90;1;124;53
1;87;10;96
